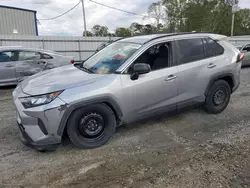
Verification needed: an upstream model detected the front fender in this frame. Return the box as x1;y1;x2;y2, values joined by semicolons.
57;96;123;136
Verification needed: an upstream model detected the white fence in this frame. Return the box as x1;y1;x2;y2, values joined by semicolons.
0;35;119;61
0;35;249;61
228;36;250;45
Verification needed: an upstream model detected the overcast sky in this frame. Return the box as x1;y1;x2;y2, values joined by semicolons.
0;0;250;36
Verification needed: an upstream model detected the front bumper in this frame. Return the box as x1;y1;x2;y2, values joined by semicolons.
13;85;67;150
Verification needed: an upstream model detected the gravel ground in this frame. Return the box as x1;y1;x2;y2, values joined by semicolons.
1;68;250;188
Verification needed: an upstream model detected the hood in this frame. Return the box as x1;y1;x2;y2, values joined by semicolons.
21;65;105;95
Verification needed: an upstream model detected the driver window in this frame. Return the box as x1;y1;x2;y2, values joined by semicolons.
126;42;171;73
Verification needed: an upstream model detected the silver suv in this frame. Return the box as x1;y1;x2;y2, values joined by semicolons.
13;33;242;151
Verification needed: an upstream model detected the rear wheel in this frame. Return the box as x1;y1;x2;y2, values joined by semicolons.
67;104;116;149
204;80;231;114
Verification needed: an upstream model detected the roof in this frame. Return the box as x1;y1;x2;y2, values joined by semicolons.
0;46;57;54
119;32;227;44
0;5;36;13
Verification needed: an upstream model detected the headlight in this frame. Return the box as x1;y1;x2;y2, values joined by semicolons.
19;91;63;109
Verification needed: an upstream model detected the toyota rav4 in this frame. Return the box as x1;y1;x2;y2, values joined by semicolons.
13;33;242;151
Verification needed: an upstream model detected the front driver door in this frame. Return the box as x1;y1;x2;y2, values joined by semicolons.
119;41;179;123
0;51;18;85
16;51;47;80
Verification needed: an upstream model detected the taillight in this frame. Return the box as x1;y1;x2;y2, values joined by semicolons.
237;53;244;63
70;60;75;64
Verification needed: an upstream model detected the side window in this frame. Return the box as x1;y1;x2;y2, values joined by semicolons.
19;51;41;61
204;38;224;57
176;38;205;65
126;42;172;73
0;51;18;62
242;45;250;52
41;53;53;59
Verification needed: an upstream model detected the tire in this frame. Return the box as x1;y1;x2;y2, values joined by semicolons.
67;104;116;149
204;80;231;114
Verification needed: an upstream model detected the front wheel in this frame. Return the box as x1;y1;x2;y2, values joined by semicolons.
204;80;231;114
67;104;116;149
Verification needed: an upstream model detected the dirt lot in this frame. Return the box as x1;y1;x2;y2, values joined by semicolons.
1;69;250;188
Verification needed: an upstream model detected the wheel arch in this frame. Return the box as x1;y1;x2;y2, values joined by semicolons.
57;97;123;136
205;73;235;96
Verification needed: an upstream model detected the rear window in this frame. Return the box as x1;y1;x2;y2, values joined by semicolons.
204;38;224;58
176;38;205;65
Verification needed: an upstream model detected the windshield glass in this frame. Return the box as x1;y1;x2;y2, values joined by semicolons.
83;42;142;74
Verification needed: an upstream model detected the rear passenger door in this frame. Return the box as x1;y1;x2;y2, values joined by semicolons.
16;51;47;80
174;37;224;109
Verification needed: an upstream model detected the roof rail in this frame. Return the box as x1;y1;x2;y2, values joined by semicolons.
144;32;214;44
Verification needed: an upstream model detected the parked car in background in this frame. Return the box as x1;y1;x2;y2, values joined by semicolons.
234;44;250;66
13;32;242;152
0;46;74;86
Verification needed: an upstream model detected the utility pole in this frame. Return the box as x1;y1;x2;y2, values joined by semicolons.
231;12;235;37
81;0;87;37
231;1;238;37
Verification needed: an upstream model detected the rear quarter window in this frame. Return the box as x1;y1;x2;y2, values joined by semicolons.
204;38;224;58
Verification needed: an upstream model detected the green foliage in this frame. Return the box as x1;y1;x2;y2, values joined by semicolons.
115;28;132;37
91;25;109;36
83;31;93;36
87;0;250;37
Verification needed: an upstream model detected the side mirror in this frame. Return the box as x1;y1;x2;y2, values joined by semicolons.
130;63;151;80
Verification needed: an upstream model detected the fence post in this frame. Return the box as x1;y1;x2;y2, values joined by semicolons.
42;39;45;49
78;40;81;60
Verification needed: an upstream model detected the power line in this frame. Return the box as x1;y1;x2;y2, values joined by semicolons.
89;0;147;17
38;1;81;20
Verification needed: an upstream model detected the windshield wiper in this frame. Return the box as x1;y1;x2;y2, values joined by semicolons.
81;66;94;73
74;63;93;73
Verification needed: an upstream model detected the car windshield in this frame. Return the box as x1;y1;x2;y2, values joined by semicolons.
83;42;142;74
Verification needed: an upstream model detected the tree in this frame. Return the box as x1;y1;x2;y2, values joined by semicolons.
147;1;166;28
142;24;157;34
129;22;144;35
91;25;109;36
83;30;93;36
115;27;132;37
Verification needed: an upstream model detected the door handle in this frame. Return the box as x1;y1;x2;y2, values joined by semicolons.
5;64;13;68
165;75;177;81
207;63;216;68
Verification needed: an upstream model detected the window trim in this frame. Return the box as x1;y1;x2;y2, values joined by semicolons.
120;39;175;74
174;37;206;66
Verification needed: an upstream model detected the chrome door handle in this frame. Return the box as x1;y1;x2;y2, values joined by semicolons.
165;75;177;81
5;64;13;68
207;63;216;68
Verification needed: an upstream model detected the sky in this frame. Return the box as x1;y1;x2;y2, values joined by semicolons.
0;0;250;36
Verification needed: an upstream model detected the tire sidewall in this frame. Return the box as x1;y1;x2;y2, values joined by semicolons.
67;104;116;149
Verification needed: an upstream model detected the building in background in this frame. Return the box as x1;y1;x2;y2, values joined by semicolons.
0;5;38;36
